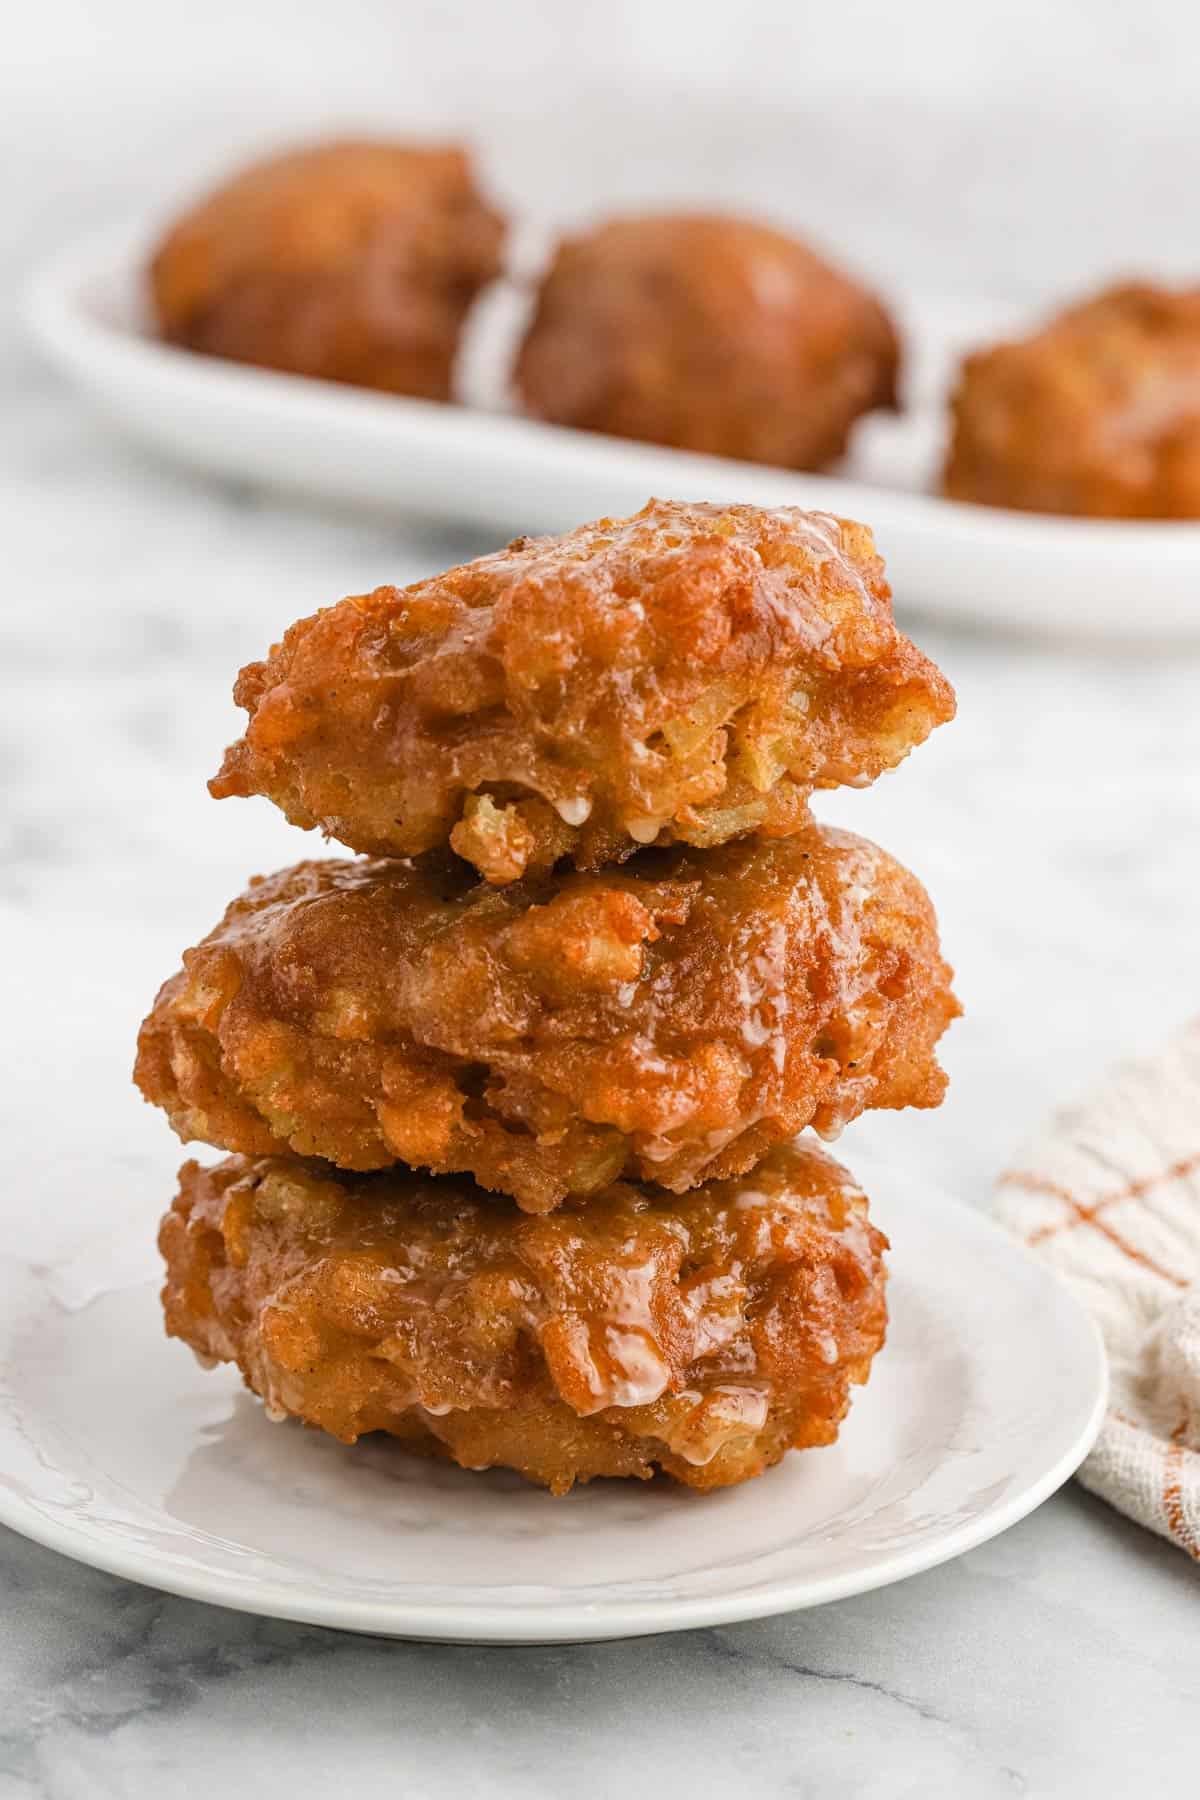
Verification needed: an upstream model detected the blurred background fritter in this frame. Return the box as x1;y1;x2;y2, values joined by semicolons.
135;828;958;1210
943;282;1200;517
150;138;506;399
513;212;900;467
160;1140;889;1493
211;500;954;880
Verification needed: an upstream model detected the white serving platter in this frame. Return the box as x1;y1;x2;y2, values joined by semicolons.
25;229;1200;641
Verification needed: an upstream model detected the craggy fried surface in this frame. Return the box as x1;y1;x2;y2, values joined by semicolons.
944;282;1200;517
150;139;505;400
210;500;955;880
160;1141;888;1493
513;213;900;469
135;826;958;1210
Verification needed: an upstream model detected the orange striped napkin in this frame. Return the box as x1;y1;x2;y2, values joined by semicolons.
995;1019;1200;1560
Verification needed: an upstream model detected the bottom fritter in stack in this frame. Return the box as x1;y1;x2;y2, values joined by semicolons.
136;500;958;1493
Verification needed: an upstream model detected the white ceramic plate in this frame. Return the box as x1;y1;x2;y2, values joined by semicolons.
25;230;1200;641
0;1154;1105;1644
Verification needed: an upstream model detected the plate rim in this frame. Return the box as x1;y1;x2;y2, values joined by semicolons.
0;1170;1108;1644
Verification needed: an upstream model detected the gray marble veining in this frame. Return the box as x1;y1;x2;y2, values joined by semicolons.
1;1492;1197;1798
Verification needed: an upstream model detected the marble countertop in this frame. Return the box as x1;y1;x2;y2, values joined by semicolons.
5;62;1200;1791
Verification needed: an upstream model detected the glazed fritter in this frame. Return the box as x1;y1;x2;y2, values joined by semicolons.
210;500;955;881
150;139;505;400
513;213;899;468
160;1141;888;1493
944;282;1200;517
135;827;958;1211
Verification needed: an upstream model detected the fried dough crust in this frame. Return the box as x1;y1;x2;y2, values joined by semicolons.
150;139;505;399
514;214;899;468
944;282;1200;517
160;1141;888;1493
135;826;958;1210
210;500;954;879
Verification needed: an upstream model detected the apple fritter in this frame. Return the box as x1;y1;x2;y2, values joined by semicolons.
160;1140;888;1494
515;214;899;469
150;138;505;400
210;500;954;880
944;282;1200;517
135;825;958;1211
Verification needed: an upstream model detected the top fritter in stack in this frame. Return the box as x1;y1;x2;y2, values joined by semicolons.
135;500;958;1494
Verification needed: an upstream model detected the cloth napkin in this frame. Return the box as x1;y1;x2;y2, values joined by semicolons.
994;1019;1200;1560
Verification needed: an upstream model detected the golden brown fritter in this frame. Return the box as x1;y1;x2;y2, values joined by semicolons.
160;1141;888;1494
943;282;1200;517
210;500;955;881
150;139;505;400
135;826;958;1211
513;213;900;468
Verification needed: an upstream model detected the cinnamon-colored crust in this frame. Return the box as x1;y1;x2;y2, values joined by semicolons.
210;500;954;880
160;1141;888;1493
514;213;899;468
943;282;1200;517
135;826;958;1211
150;139;506;399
